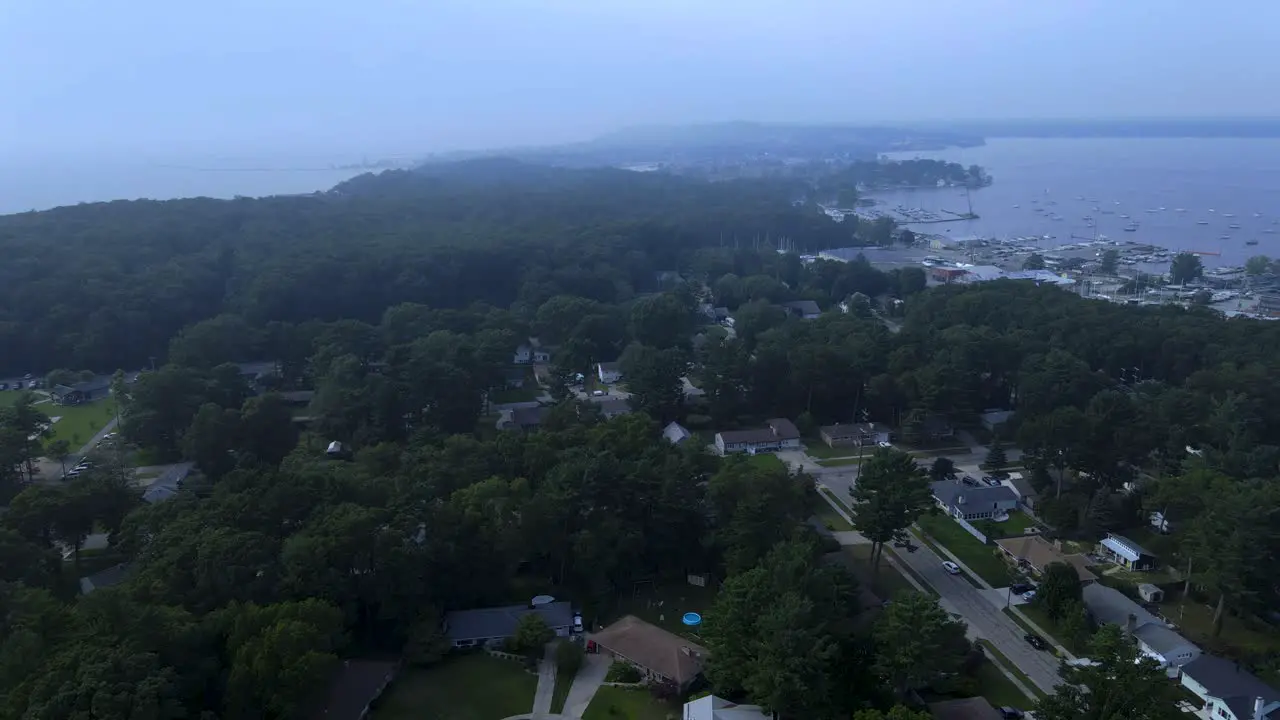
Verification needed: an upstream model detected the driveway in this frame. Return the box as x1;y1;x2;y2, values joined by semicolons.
561;653;610;718
892;535;1063;693
531;643;557;717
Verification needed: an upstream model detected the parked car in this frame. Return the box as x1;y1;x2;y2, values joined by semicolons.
1021;590;1037;602
877;441;891;448
961;476;979;486
893;538;918;553
1024;633;1048;650
572;613;584;633
998;708;1025;720
942;561;961;575
1010;582;1034;595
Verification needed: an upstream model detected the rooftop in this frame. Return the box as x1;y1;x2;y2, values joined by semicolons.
662;421;692;444
1101;533;1156;563
930;480;1018;510
1182;654;1280;711
717;418;800;445
1081;583;1159;628
683;695;770;720
994;535;1097;582
1132;622;1198;661
444;601;574;642
590;615;708;687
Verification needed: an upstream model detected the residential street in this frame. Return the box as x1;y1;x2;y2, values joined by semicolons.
891;530;1064;693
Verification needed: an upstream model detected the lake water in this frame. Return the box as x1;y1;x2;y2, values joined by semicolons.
0;154;368;215
879;138;1280;267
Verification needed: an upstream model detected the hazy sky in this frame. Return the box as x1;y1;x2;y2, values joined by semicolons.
4;0;1280;158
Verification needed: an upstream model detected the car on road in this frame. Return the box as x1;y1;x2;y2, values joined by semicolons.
1024;633;1048;650
1010;582;1035;595
942;561;961;575
893;538;918;553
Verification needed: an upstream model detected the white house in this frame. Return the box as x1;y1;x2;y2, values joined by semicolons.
714;418;801;455
683;695;771;720
1179;654;1280;720
513;344;532;364
597;362;622;385
1081;584;1200;677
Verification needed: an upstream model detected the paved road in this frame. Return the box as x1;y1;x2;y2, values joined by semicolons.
893;534;1063;693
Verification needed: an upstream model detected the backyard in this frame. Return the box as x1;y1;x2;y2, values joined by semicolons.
43;398;118;448
981;511;1040;539
602;580;719;641
582;686;674;720
373;653;538;720
915;513;1012;587
1159;596;1280;658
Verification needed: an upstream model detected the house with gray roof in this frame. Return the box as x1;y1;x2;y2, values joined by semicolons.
497;405;550;432
662;421;692;445
594;398;633;420
1180;654;1280;720
1098;532;1158;571
80;563;131;595
929;480;1017;521
1081;584;1200;676
714;418;800;456
781;300;822;320
443;601;574;648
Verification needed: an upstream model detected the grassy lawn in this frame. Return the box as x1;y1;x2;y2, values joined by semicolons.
740;453;785;472
973;660;1034;707
979;640;1046;700
582;686;674;720
817;457;865;468
373;653;537;720
915;513;1012;587
602;581;718;640
0;390;28;407
843;544;921;599
44;398;117;449
1159;597;1280;657
803;442;864;460
812;490;853;531
550;662;574;714
990;511;1039;538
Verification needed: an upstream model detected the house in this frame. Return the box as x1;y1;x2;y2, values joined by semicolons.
1150;510;1172;534
714;418;801;456
502;368;527;389
1081;584;1200;676
662;421;692;445
50;377;112;406
513;344;532;364
236;360;279;383
528;337;555;363
1098;533;1158;571
819;422;890;448
590;615;708;691
930;480;1018;521
713;307;732;325
595;398;632;419
782;300;822;320
1180;654;1280;720
928;697;1004;720
1001;472;1040;510
497;406;549;432
980;409;1015;433
994;535;1097;582
142;462;195;505
310;660;399;720
443;601;574;648
597;362;623;385
921;415;956;440
682;695;771;720
80;563;131;594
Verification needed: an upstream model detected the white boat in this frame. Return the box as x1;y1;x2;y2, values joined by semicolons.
1197;221;1210;225
1012;204;1020;208
1123;222;1139;232
1145;209;1159;213
1158;207;1166;211
1120;214;1130;219
1223;213;1236;218
1265;229;1276;234
1229;224;1242;229
1176;208;1187;212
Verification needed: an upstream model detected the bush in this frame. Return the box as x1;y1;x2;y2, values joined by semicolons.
607;663;642;683
556;639;584;677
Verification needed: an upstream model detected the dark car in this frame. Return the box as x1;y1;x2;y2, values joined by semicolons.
1024;633;1048;650
998;708;1025;720
961;476;979;486
892;539;918;553
1010;582;1034;595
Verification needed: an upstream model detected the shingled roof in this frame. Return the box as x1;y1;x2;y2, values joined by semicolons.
590;615;708;686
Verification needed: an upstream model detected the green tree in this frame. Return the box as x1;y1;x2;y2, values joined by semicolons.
928;457;957;482
618;343;686;421
853;708;932;720
556;638;585;678
1099;249;1119;275
982;440;1007;476
1035;625;1182;720
1168;252;1204;285
707;459;810;575
849;448;933;575
511;613;554;657
44;438;71;478
872;592;970;699
1023;253;1047;271
1057;600;1093;652
404;607;449;667
1244;254;1271;276
1036;561;1083;622
183;402;241;479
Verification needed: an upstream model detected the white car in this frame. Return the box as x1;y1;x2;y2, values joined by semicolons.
572;613;584;633
878;441;892;448
942;561;961;575
1021;590;1037;601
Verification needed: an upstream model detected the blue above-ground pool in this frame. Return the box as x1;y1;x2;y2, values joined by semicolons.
682;612;702;626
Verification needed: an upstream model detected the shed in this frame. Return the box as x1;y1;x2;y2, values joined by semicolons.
1138;583;1164;603
1098;533;1158;571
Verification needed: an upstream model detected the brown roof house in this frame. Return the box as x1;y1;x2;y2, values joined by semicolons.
590;615;708;691
714;418;800;456
995;535;1097;583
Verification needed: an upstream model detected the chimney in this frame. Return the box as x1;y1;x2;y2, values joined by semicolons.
1125;613;1137;635
957;495;966;505
1254;696;1266;720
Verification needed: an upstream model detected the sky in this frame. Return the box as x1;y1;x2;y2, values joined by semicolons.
4;0;1280;159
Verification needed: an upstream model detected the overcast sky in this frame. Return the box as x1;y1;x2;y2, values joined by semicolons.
4;0;1279;158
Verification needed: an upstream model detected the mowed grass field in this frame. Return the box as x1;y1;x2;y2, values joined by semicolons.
0;391;117;450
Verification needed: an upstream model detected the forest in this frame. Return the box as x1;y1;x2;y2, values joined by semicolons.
0;160;1278;720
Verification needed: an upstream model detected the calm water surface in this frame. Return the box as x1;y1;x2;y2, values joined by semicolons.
879;138;1280;267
